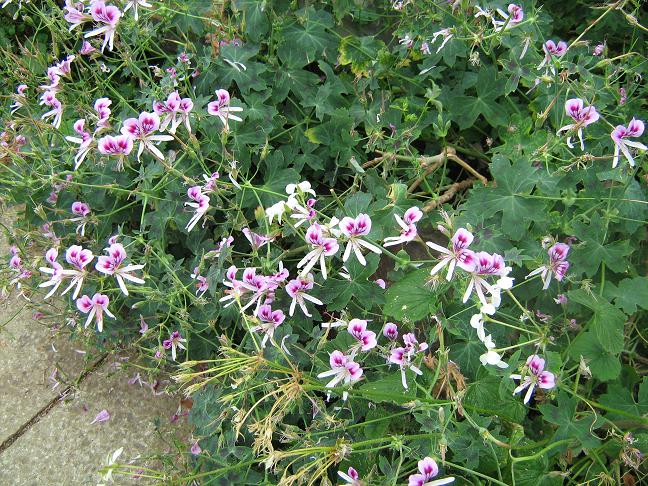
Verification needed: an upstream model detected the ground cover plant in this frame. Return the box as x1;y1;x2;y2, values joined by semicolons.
0;0;647;484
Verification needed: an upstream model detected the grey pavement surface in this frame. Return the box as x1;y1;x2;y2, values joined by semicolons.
0;210;187;484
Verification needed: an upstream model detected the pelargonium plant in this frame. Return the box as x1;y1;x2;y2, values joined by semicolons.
0;0;647;484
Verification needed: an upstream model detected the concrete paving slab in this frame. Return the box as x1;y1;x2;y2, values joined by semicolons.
0;356;183;485
0;208;189;484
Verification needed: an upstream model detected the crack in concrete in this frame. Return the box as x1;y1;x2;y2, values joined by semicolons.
0;352;109;455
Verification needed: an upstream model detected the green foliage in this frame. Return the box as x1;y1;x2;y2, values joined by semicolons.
0;0;647;485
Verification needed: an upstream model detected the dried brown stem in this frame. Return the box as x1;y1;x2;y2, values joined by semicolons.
423;179;476;213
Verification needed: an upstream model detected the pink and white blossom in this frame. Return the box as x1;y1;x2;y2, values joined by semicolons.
384;206;423;247
97;134;133;170
251;304;285;347
123;0;152;21
526;242;570;289
121;112;173;161
58;245;94;299
64;0;91;31
389;332;428;389
242;228;274;251
339;214;382;266
94;97;112;131
184;186;210;232
510;355;556;404
95;243;145;296
538;40;567;71
317;350;363;400
297;223;339;279
338;467;361;486
85;2;121;53
383;322;399;341
408;457;455;486
557;98;600;150
426;228;476;281
207;89;243;129
430;29;454;53
10;84;27;114
285;273;323;317
65;119;93;169
163;330;187;361
40;91;63;129
611;118;646;168
463;252;510;306
76;293;115;332
190;267;209;297
493;3;524;31
70;201;91;235
80;40;97;55
347;319;377;353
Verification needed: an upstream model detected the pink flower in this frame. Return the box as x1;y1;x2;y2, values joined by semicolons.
90;409;111;424
71;201;91;217
426;228;476;281
430;29;453;53
383;322;399;341
338;467;361;486
65;119;94;169
202;172;220;193
59;245;94;299
76;293;115;332
285;274;323;317
64;0;92;31
163;330;186;361
408;457;454;486
374;278;386;289
611;118;646;168
121;112;174;161
184;186;210;232
339;214;382;266
557;98;600;150
463;252;510;306
317;350;363;400
85;2;122;53
10;84;27;114
242;227;274;251
389;332;428;389
94;97;112;131
251;304;285;347
190;441;201;455
123;0;152;21
95;243;145;296
190;268;209;297
207;89;243;129
97;134;133;170
40;91;63;129
593;43;605;56
384;206;423;247
538;39;567;70
510;355;556;404
297;224;339;280
80;40;97;55
493;3;523;30
153;91;181;133
347;319;377;352
526;242;570;289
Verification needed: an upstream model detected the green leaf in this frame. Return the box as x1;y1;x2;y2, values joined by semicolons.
358;369;417;404
278;8;337;67
568;289;625;353
461;155;546;241
338;36;385;77
599;377;648;421
606;277;648;314
464;375;527;423
318;253;384;311
384;268;436;322
539;393;601;450
571;213;633;277
569;331;621;381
